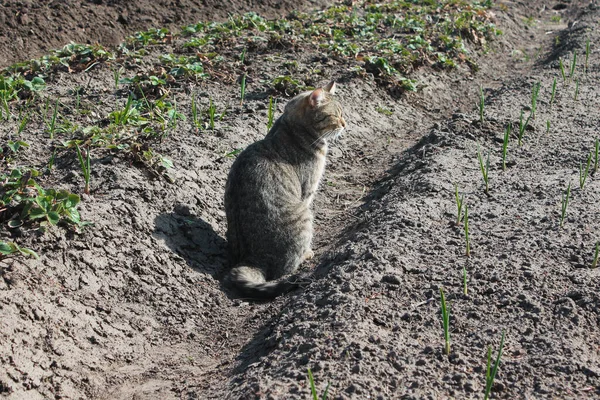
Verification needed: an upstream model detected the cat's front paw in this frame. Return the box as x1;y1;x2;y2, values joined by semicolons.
302;250;315;262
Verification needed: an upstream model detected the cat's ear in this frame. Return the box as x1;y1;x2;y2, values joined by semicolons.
308;88;325;108
323;81;336;94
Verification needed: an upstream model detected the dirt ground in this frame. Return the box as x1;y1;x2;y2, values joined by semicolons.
1;0;599;399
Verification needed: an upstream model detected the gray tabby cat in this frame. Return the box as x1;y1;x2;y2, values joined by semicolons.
224;81;346;299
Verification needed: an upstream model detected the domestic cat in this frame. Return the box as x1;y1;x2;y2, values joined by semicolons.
224;81;346;299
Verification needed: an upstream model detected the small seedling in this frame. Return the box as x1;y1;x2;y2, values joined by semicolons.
518;110;531;146
307;368;330;400
559;58;566;82
17;112;29;135
560;182;571;228
550;77;557;105
191;95;202;131
592;242;599;268
240;73;247;106
48;149;57;170
593;138;599;174
477;85;485;123
0;241;39;260
267;96;277;131
477;145;490;194
530;81;540;119
75;144;91;195
574;79;579;101
464;204;471;257
439;287;450;355
454;183;464;224
579;152;592;189
113;66;123;90
585;38;590;73
208;97;216;130
240;48;247;64
462;266;468;296
502;123;510;170
484;330;506;400
546;120;550;134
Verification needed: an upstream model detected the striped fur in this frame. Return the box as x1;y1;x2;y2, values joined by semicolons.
224;82;346;299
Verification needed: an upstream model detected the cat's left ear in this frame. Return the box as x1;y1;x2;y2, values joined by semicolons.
309;88;325;108
324;81;336;94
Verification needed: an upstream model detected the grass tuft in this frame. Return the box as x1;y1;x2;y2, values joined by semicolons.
439;287;450;355
484;330;506;400
307;368;330;400
477;144;490;194
75;144;91;195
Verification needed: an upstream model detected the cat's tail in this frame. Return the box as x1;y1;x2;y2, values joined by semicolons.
224;265;301;299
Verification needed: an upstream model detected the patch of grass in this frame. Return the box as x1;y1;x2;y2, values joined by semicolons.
579;152;592;189
592;242;599;268
477;144;490;194
484;330;506;400
560;182;571;228
307;368;330;400
440;287;450;355
502;123;510;170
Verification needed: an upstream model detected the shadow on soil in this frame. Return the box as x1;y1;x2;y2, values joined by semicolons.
153;211;227;278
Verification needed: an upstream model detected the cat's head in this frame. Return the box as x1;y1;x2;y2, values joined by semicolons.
284;81;346;144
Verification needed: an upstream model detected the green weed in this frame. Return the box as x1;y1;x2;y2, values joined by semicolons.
440;287;450;355
477;145;490;194
454;183;464;224
579;152;592;190
560;182;571;228
464;203;471;257
550;77;557;105
47;99;60;139
484;330;506;400
502;123;510;170
75;145;91;195
307;368;330;400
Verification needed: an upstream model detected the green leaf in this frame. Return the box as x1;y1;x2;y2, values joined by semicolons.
0;242;15;255
29;208;47;220
47;211;60;225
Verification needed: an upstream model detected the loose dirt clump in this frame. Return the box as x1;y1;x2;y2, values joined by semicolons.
1;1;599;399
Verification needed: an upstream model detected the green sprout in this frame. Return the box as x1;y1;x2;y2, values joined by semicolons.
560;182;571;228
546;120;550;134
17;112;29;135
208;97;216;130
477;85;485;123
240;48;247;64
579;152;592;190
463;266;468;296
47;99;60;139
502;123;511;170
593;138;599;174
440;287;450;355
530;82;540;119
477;145;490;194
464;203;471;257
240;73;247;106
518;110;531;146
550;77;557;105
592;242;599;268
75;144;91;195
307;368;330;400
267;96;277;132
455;183;464;224
484;330;506;400
191;95;202;131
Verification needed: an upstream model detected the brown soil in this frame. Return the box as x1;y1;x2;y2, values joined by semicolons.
1;1;600;399
0;0;329;68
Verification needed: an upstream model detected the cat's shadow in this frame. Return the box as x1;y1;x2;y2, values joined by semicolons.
153;210;228;279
